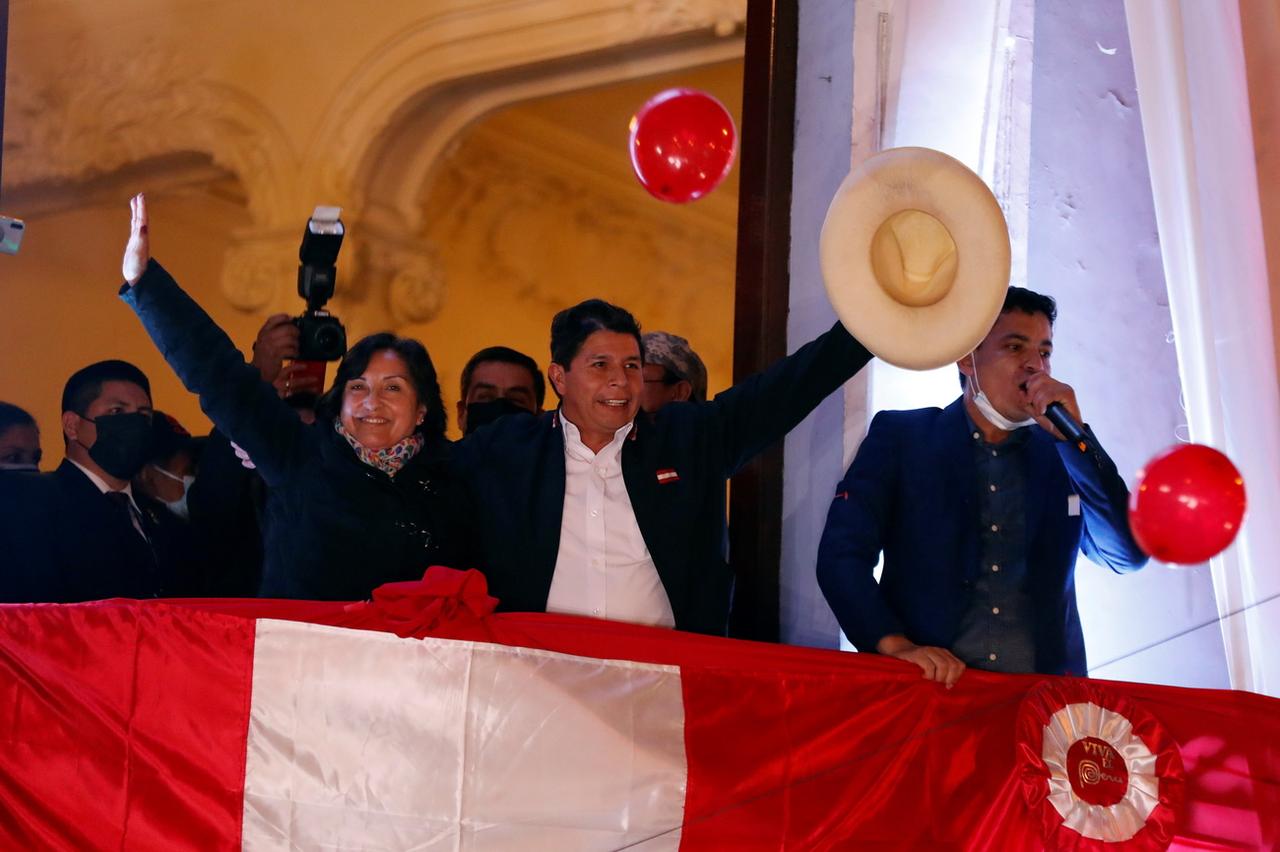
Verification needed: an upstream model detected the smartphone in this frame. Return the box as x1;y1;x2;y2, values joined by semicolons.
287;359;329;404
0;216;24;255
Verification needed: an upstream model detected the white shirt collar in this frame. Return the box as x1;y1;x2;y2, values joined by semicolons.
561;415;633;462
549;413;673;628
69;457;141;510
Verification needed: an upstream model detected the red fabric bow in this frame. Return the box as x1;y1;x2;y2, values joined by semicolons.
367;566;499;640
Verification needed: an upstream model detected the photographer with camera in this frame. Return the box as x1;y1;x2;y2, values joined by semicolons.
251;313;326;416
117;194;468;600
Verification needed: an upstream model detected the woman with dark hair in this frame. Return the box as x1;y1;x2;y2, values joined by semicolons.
116;194;465;600
315;333;448;442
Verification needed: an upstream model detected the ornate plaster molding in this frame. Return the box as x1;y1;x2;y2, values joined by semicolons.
467;108;739;240
4;1;741;331
629;0;746;37
434;130;733;316
316;2;744;223
354;37;744;235
4;43;195;186
358;234;447;325
3;41;296;224
219;227;446;326
220;231;301;313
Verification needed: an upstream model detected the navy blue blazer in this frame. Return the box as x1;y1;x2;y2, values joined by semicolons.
816;397;1147;675
453;322;872;635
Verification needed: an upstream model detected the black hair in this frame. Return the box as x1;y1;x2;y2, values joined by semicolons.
316;333;447;440
61;360;152;415
1002;286;1057;326
959;286;1058;388
0;401;36;434
549;299;643;368
145;411;200;465
460;346;546;409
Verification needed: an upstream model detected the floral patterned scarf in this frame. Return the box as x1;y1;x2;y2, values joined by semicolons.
334;421;424;478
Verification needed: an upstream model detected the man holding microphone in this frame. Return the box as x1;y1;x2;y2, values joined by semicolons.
816;286;1148;683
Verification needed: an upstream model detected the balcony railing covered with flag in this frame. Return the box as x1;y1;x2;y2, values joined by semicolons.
1;567;1277;850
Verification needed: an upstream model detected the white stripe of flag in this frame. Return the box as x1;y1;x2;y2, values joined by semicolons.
242;620;688;850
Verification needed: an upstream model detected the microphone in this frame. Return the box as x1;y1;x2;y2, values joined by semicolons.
1044;402;1090;452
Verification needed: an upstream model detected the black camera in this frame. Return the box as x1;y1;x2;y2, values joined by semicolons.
294;206;348;362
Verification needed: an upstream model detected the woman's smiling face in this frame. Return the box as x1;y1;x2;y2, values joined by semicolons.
339;349;426;450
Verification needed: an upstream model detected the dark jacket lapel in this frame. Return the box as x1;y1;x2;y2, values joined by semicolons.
618;417;681;609
52;460;158;596
53;460;137;548
530;411;569;608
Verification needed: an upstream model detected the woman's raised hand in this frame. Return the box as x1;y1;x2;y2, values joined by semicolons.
122;193;150;286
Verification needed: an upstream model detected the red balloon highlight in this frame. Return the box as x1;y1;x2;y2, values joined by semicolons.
629;88;738;203
1129;444;1246;565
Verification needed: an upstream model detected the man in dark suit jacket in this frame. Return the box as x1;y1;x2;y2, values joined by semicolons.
453;299;872;636
0;360;198;602
817;287;1147;680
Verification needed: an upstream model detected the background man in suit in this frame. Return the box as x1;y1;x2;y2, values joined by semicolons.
455;298;872;635
640;331;708;414
817;287;1147;683
456;345;545;436
0;360;197;602
133;411;202;521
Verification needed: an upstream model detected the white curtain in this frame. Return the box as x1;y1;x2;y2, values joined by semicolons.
1124;0;1280;696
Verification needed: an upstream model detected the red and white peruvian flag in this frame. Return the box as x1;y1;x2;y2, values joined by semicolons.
243;620;686;849
2;568;1280;850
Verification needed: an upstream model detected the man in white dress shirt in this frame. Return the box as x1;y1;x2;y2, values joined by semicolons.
453;299;873;635
544;308;675;627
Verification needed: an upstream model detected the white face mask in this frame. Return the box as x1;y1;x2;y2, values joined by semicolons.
968;354;1036;431
151;464;195;521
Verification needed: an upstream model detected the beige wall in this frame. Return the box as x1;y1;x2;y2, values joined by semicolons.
1239;0;1280;386
1;1;744;458
0;189;256;462
409;63;741;429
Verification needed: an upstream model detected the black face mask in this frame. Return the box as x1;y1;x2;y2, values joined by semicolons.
80;412;154;480
464;398;531;435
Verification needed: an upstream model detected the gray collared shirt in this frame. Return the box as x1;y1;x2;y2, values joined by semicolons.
950;413;1038;673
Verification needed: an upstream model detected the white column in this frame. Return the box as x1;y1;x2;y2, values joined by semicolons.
824;0;1034;650
851;0;1035;443
781;0;857;648
1124;0;1280;696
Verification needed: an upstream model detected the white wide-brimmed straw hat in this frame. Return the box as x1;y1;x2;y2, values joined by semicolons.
820;147;1011;370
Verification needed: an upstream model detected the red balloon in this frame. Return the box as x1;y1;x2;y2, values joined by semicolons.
629;88;738;203
1129;444;1246;564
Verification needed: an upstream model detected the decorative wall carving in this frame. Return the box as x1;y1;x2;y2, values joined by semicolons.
4;0;739;339
218;228;446;324
313;2;744;230
424;124;736;384
4;41;196;185
4;43;294;225
220;233;300;313
630;0;747;37
360;235;447;325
